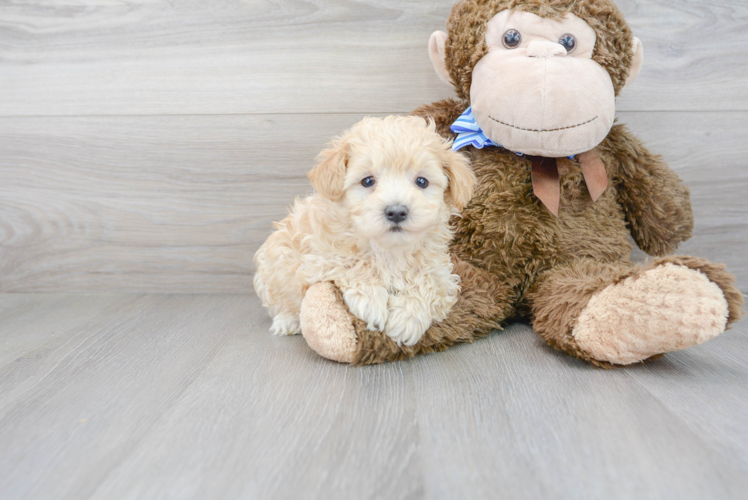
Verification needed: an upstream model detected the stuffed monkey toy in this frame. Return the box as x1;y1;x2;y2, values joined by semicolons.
297;0;744;367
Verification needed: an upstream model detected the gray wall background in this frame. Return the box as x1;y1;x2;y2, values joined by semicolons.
1;0;746;293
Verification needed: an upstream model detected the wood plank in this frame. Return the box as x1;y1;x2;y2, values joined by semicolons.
0;295;164;416
0;113;364;293
410;322;748;499
0;293;141;367
89;312;423;500
0;293;423;499
0;294;249;500
1;0;747;116
1;293;746;499
1;111;745;293
625;327;748;472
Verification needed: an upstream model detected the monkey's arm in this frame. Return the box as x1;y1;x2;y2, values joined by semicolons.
412;98;469;140
603;124;694;256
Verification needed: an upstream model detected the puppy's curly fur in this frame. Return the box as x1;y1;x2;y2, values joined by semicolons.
254;116;476;346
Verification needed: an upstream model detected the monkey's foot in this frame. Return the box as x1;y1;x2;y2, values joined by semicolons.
300;282;358;364
573;263;730;365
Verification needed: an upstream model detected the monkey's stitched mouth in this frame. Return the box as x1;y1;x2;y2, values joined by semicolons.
489;116;598;133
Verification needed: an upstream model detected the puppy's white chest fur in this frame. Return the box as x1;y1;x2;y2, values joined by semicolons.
366;244;430;294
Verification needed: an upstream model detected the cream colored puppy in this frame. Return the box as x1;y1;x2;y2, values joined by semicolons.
253;116;475;346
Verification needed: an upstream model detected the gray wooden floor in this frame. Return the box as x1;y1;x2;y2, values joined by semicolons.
0;293;747;500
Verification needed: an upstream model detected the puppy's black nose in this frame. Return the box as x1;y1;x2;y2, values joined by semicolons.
385;205;409;224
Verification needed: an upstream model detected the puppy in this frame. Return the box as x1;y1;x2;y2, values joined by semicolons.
253;116;475;346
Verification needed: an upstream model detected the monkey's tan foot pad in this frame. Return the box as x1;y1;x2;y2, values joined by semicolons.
573;263;729;365
300;282;359;364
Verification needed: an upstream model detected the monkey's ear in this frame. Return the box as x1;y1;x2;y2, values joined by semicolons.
444;150;476;211
624;37;644;89
308;138;349;201
429;31;452;86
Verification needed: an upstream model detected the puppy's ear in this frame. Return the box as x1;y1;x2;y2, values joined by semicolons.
308;137;349;201
444;149;475;211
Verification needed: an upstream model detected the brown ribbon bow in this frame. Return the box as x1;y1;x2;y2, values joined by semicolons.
529;149;608;217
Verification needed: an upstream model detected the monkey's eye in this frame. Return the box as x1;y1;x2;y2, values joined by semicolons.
558;34;576;53
415;177;429;189
502;29;522;49
361;176;376;188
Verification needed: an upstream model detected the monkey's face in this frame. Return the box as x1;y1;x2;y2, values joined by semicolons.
429;7;643;158
470;10;616;157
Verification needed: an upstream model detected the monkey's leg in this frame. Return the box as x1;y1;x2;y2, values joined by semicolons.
528;257;744;368
299;257;515;365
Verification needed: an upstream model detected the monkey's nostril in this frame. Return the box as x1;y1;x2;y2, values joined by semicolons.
385;205;409;224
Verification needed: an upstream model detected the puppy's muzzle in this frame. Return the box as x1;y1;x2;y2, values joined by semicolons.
385;205;409;225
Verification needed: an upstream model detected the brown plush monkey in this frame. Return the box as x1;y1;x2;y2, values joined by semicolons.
297;0;744;367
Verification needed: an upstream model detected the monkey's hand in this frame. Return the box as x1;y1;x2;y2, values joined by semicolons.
604;124;694;256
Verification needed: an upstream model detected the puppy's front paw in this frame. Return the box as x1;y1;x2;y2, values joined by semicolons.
386;297;432;346
271;313;301;336
342;287;388;331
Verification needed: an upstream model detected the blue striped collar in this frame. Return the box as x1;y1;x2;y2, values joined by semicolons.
450;106;504;151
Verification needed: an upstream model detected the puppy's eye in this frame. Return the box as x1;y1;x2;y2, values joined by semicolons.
361;176;376;188
558;33;576;53
503;29;522;49
415;177;429;189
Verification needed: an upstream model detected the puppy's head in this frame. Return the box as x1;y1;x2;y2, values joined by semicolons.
308;116;475;247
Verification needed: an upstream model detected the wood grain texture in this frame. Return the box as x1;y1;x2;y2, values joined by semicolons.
0;113;363;292
0;293;747;499
410;323;748;499
0;294;246;499
1;112;746;292
1;2;746;498
1;0;747;116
